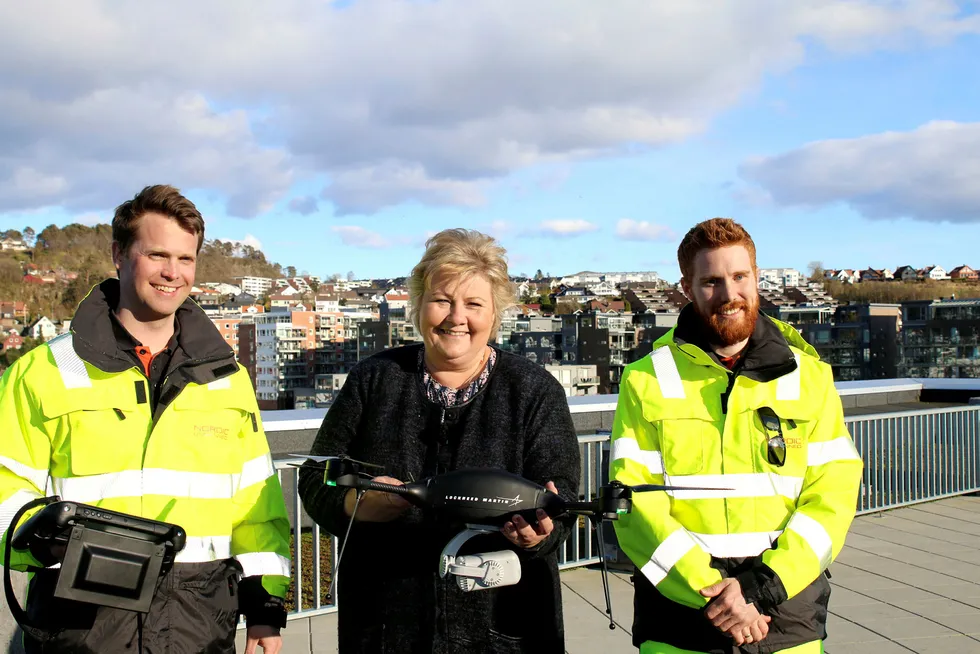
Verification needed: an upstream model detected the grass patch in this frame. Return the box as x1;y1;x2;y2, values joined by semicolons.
284;530;334;611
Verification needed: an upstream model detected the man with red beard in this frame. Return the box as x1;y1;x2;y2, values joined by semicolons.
610;218;863;654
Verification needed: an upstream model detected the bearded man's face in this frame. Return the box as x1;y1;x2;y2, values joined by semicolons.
681;245;759;348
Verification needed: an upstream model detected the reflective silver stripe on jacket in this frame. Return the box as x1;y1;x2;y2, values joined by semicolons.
51;455;277;504
785;512;833;570
776;352;802;401
610;437;664;475
640;528;784;587
48;333;92;389
651;346;685;399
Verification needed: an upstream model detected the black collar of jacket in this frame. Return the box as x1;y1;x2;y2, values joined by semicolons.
70;278;236;382
672;302;798;383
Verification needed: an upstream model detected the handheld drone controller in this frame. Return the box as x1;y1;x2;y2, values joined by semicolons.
12;501;186;557
4;496;187;642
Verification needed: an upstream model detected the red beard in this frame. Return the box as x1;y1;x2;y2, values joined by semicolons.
695;298;759;347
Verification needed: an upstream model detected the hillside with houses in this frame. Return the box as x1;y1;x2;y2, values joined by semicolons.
1;232;978;388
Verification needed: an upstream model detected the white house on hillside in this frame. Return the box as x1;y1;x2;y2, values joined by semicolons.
921;265;949;281
26;316;57;341
559;271;604;286
587;280;619;297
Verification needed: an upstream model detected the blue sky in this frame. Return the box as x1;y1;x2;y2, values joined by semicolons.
1;1;978;284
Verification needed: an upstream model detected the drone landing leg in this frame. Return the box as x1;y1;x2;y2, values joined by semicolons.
591;518;615;630
328;489;367;602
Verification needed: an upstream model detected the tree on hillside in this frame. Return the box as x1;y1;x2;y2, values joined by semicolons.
0;223;284;320
346;271;355;281
555;300;583;315
284;265;297;278
0;259;22;286
23;227;35;248
824;279;980;304
807;261;825;283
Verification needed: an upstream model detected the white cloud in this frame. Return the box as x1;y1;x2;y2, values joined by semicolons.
324;163;487;215
331;225;390;249
527;219;599;238
0;1;977;216
615;219;676;241
738;120;980;223
481;220;511;238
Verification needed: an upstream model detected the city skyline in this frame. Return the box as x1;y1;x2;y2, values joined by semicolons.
0;2;978;283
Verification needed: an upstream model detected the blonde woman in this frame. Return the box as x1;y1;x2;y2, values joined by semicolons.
300;228;580;653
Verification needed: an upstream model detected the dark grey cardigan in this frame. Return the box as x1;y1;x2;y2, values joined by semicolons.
299;344;581;654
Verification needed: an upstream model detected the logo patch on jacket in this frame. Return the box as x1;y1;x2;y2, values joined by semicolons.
194;425;231;440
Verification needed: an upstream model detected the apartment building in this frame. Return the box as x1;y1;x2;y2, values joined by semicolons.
234;276;275;298
211;317;242;357
543;363;601;397
252;311;317;409
758;268;804;289
901;298;980;378
801;304;902;382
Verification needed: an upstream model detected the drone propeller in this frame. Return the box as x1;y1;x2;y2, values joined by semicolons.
628;483;731;493
285;454;385;472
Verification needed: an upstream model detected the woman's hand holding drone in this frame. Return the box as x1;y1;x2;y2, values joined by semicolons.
500;481;559;549
343;476;412;522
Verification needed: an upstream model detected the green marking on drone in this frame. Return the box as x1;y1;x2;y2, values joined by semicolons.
326;480;337;487
616;509;628;514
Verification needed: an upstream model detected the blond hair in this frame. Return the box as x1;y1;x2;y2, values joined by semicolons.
408;228;514;337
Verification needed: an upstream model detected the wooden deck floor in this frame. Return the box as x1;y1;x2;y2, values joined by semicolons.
558;495;980;654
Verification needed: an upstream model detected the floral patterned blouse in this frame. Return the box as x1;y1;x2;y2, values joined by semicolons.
419;346;497;407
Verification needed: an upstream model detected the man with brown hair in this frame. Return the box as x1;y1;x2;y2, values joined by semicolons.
611;218;862;653
0;185;290;653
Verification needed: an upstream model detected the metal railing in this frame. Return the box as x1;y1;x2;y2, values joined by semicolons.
850;404;980;515
271;379;980;622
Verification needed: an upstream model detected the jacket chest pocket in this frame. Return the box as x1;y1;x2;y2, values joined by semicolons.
165;389;252;474
658;419;710;476
40;391;146;476
66;409;147;475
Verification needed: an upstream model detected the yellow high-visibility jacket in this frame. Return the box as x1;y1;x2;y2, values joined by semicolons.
612;309;863;651
0;281;290;605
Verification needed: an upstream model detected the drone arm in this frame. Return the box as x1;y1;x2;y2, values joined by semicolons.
559;500;603;517
329;475;423;506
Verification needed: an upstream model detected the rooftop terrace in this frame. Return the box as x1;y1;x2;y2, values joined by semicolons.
3;378;978;654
